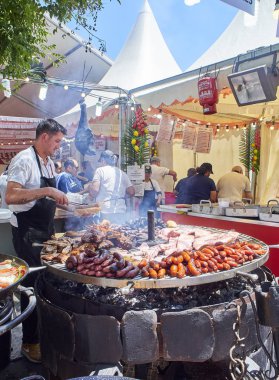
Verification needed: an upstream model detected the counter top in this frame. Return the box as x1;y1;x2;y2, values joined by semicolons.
158;207;279;228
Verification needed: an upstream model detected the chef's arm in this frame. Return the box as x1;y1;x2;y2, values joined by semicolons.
168;169;177;182
88;180;100;198
210;190;217;203
126;185;135;197
156;192;162;206
6;181;68;205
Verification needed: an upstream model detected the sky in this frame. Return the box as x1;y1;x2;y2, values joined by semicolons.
83;0;238;71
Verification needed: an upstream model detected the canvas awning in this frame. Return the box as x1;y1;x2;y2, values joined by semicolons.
131;43;279;129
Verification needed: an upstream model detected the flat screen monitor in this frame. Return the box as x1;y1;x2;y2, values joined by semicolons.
228;65;278;106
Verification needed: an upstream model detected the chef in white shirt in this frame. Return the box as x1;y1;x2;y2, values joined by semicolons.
6;119;68;363
150;156;177;204
89;150;135;224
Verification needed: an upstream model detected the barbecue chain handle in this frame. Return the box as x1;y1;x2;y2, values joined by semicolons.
0;286;36;336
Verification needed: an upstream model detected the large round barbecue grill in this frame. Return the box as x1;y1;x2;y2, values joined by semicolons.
34;220;279;380
42;229;269;289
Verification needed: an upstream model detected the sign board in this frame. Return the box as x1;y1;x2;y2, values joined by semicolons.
181;124;212;154
127;165;145;197
127;165;144;182
0;129;35;140
195;127;213;154
156;115;176;143
132;181;145;197
220;0;256;15
182;124;197;150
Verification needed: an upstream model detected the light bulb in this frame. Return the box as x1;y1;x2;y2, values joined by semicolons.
81;92;86;98
147;107;151;112
64;85;69;90
270;125;275;130
39;83;48;100
95;97;102;117
25;77;30;82
114;104;119;109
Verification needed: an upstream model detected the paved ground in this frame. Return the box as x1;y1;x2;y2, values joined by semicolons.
0;294;47;380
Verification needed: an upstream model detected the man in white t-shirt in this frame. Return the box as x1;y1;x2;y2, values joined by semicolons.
89;150;135;223
150;156;177;203
217;166;252;203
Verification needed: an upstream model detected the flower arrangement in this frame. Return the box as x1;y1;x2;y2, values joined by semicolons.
251;127;260;174
239;124;261;175
122;105;150;169
151;139;158;157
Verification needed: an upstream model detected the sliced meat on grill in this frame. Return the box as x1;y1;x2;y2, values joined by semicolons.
193;231;240;250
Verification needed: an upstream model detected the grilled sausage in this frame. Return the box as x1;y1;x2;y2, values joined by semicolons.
148;268;158;279
116;263;134;278
101;257;114;268
138;259;148;269
125;267;140;278
141;268;150;277
157;268;166;279
84;248;97;257
76;264;85;272
182;251;191;262
187;260;201;276
77;252;86;264
93;252;109;265
170;264;178;277
177;265;186;279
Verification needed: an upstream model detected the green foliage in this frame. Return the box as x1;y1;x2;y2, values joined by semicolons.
122;106;150;171
0;0;120;79
239;125;261;174
239;126;254;173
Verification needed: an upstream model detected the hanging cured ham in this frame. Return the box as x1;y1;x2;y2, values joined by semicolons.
75;100;96;156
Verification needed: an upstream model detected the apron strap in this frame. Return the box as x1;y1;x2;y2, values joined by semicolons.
149;179;155;191
32;146;54;178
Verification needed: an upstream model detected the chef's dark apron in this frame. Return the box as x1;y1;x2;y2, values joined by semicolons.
140;180;157;217
12;146;56;343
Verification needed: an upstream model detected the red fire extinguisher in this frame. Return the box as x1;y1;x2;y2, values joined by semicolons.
198;76;219;115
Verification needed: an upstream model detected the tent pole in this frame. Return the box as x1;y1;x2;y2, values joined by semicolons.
194;152;198;168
